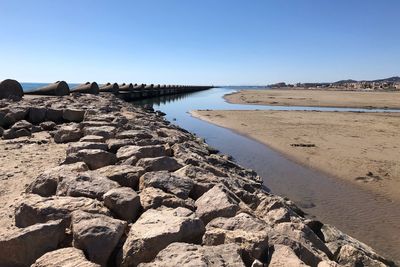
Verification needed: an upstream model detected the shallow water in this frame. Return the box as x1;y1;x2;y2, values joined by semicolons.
134;87;400;263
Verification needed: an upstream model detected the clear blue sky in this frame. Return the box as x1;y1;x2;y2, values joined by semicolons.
0;0;399;85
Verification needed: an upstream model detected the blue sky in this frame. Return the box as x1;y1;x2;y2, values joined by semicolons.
0;0;399;85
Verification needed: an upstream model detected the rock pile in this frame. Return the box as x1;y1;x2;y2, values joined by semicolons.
0;93;394;267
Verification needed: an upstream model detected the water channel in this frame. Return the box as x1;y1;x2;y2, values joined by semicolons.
134;87;400;263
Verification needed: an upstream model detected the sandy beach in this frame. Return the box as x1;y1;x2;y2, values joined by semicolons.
0;132;66;230
225;89;400;109
191;109;400;202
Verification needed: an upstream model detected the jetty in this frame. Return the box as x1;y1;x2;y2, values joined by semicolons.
0;79;394;267
20;79;212;101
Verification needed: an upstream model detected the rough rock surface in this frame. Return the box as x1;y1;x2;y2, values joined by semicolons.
195;184;240;224
71;211;127;266
140;187;196;211
0;220;66;267
138;242;245;267
103;187;141;222
15;194;110;227
32;247;100;267
56;171;120;200
136;156;183;172
119;207;205;266
65;149;117;170
96;165;145;188
139;171;194;199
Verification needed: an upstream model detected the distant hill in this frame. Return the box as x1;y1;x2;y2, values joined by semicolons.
334;76;400;84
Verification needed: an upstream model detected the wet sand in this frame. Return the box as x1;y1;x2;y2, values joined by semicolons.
225;89;400;109
191;110;400;202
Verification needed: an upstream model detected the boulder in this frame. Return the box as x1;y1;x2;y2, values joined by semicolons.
26;162;89;197
15;194;110;227
6;108;28;122
39;121;57;131
11;119;32;130
15;128;31;137
65;149;117;170
203;213;270;265
0;220;66;267
45;108;64;123
2;128;16;139
119;207;205;266
95;165;145;188
269;245;308;267
140;187;196;211
29;107;47;124
320;224;391;266
32;247;100;267
136;156;183;172
83;126;116;139
80;135;106;142
103;187;141;222
273;222;332;261
138;243;245;267
66;142;108;155
139;171;194;199
72;211;127;266
63;108;86;122
116;130;152;140
56;171;120;200
0;79;23;100
195;184;240;224
335;244;387;267
107;138;137;153
116;145;167;161
53;124;82;143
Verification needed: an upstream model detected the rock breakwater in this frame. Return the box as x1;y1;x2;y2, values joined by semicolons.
0;92;395;266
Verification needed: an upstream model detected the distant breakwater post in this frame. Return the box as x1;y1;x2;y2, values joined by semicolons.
16;79;212;101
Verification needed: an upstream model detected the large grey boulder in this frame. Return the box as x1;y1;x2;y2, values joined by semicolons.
195;184;240;224
103;187;141;222
63;108;85;122
273;222;332;261
116;130;152;140
140;187;196;211
0;220;66;267
203;213;270;265
136;156;183;172
28;107;47;124
83;126;116;139
65;149;117;170
15;194;110;227
26;162;89;197
45;108;64;123
138;243;245;267
116;145;167;161
139;171;194;199
40;121;57;131
11;119;32;130
269;245;308;267
32;247;100;267
107;138;137;153
66;142;108;155
95;165;145;188
72;211;127;266
53;124;83;143
320;224;392;266
56;171;120;200
80;135;106;143
119;207;205;266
